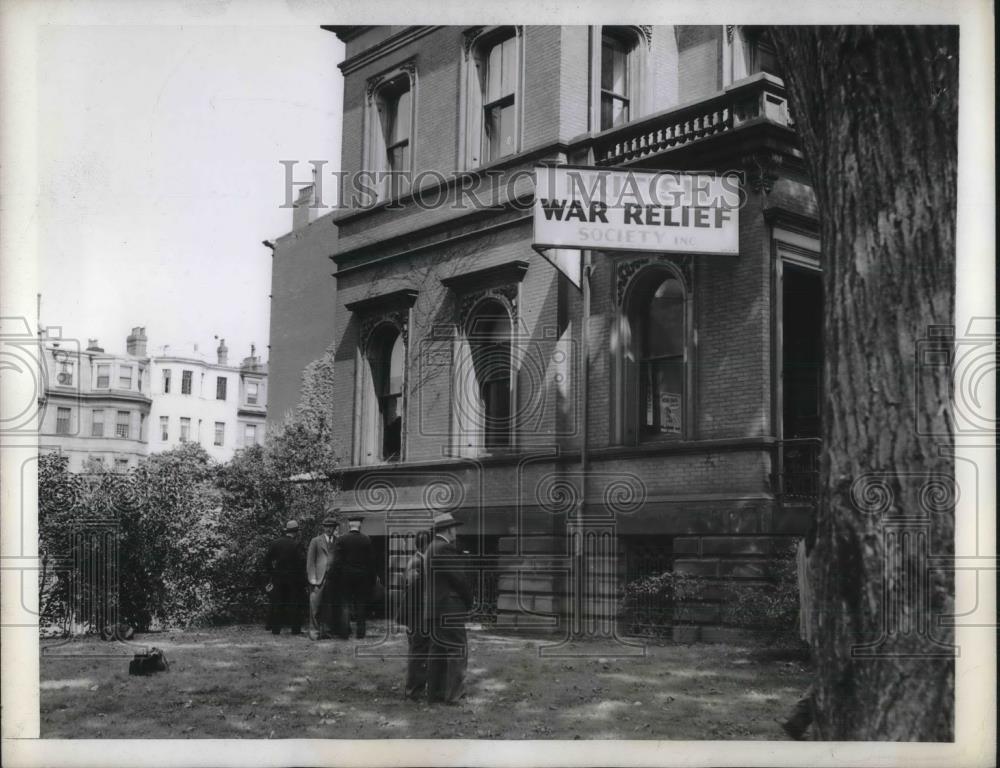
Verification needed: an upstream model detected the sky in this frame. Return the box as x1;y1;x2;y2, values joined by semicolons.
37;24;344;363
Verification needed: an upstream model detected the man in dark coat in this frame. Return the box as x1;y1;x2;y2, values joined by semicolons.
264;520;306;635
422;513;473;704
402;528;432;700
331;514;376;639
306;513;340;640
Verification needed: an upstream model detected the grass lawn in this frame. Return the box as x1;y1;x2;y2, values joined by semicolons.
40;624;810;739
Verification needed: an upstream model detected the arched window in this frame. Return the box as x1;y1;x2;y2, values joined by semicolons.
624;267;688;440
468;300;513;448
367;325;404;462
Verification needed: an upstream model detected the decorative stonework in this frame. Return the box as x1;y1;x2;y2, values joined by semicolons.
726;25;737;43
616;258;651;305
360;310;409;352
365;57;417;103
615;255;694;305
459;284;518;329
636;25;653;48
462;26;486;58
365;73;385;102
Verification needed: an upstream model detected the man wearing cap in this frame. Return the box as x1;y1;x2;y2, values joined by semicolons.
331;514;376;639
421;512;474;703
306;513;340;640
264;520;306;635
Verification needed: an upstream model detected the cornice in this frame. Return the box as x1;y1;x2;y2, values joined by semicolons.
344;287;419;314
338;26;440;75
440;260;529;293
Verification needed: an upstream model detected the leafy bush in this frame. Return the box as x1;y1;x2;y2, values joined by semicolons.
38;350;345;633
618;544;801;643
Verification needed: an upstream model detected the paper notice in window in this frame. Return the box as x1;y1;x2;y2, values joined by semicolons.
659;393;682;434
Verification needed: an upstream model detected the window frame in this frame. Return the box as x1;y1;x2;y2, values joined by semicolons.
462;26;524;170
246;380;259;406
364;61;417;203
118;365;133;390
56;406;72;435
115;410;131;440
216;376;227;401
92;408;105;437
591;26;648;133
613;260;695;446
181;370;193;395
346;288;418;467
95;363;111;389
162;368;171;394
179;417;191;443
160;415;169;441
214;421;225;447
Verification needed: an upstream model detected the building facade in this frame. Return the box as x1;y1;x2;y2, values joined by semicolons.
268;25;821;638
38;328;152;472
40;328;268;469
148;339;268;463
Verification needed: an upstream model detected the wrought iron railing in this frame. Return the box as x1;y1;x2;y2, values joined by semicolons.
774;437;822;505
591;72;792;167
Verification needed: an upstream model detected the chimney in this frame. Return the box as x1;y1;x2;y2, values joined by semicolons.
126;326;147;356
86;338;104;353
292;182;316;231
217;338;229;365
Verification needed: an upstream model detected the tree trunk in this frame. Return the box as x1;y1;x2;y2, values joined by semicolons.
768;27;958;741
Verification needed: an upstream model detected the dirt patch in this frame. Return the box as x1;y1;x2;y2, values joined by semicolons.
40;624;810;739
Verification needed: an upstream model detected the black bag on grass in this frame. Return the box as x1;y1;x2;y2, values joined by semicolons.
129;648;169;676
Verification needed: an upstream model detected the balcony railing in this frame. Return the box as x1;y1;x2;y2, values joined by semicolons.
591;72;792;167
773;438;822;506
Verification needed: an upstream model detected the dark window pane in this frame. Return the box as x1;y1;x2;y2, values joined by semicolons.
644;278;684;359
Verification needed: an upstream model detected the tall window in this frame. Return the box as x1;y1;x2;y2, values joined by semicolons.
216;376;227;401
160;415;169;441
244;423;257;446
115;458;129;472
628;272;686;438
56;407;71;435
181;370;193;395
139;413;146;441
92;409;105;437
116;411;130;439
246;381;259;405
96;364;110;389
162;368;171;394
601;31;631;129
466;29;521;168
379;78;411;199
119;366;132;390
179;417;191;442
214;422;225;446
366;326;404;462
468;301;513;449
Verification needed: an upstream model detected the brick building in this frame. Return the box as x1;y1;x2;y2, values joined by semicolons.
268;25;821;638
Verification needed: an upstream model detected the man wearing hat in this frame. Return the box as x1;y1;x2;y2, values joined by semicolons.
264;520;306;635
306;512;340;640
420;512;474;703
331;514;376;639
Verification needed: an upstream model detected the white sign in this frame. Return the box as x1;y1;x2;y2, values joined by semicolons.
533;247;581;289
533;166;740;256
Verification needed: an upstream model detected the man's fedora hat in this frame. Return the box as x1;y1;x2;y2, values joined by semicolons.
284;520;300;532
347;514;365;523
432;512;463;531
321;515;339;527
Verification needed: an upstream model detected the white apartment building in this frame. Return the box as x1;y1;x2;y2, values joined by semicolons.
147;338;267;463
40;327;267;469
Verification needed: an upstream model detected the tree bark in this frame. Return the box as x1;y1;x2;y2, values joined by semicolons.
767;27;958;741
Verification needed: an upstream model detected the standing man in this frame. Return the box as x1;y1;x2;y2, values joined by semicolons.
422;513;473;704
332;514;376;639
306;512;339;640
402;528;432;700
264;520;306;636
